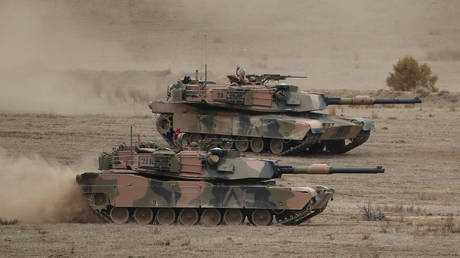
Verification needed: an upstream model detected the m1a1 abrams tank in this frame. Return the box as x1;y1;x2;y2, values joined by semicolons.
76;142;384;226
149;70;421;155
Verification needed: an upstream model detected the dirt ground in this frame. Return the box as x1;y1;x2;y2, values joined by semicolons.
0;101;459;257
1;1;460;257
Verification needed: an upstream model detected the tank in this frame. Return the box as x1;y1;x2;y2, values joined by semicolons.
76;142;384;225
149;72;421;155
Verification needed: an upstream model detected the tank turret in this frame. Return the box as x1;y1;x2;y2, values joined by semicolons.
155;73;421;113
76;142;384;226
84;147;384;182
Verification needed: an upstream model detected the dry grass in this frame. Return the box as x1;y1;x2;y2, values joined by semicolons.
407;214;460;235
380;213;460;237
442;214;458;233
153;240;171;246
381;204;428;216
181;239;191;246
379;222;391;233
361;202;386;221
361;231;372;240
418;192;438;201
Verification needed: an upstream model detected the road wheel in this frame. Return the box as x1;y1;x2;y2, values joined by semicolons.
178;209;199;225
250;210;273;226
223;209;244;225
156;208;176;225
200;209;222;226
189;134;202;145
269;139;284;154
133;208;154;225
235;137;249;152
250;138;265;153
221;136;234;149
110;207;130;224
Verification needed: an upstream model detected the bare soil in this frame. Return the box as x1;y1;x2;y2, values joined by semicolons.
0;102;459;257
1;1;460;256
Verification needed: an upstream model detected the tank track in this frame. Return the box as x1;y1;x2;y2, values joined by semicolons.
275;201;326;225
155;114;368;155
324;130;370;154
155;114;322;155
279;132;321;156
91;208;113;223
85;205;322;226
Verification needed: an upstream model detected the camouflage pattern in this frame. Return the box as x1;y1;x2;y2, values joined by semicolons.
78;173;324;213
150;101;370;155
149;71;421;155
77;143;384;225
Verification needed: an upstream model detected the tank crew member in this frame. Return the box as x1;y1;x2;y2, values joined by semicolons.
236;65;246;84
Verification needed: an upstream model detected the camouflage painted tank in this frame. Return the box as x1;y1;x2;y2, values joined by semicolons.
149;72;421;155
76;142;384;225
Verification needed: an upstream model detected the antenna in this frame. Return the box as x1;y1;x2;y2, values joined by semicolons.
204;34;207;66
130;125;133;155
200;33;208;83
204;63;207;87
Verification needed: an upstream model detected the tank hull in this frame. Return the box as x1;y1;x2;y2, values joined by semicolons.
150;102;373;155
77;172;334;225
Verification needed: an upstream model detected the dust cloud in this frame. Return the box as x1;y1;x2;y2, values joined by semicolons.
0;148;97;223
0;0;459;115
0;0;183;115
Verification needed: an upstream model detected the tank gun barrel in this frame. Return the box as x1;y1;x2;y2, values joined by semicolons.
278;164;384;175
261;74;307;83
325;96;421;105
373;97;422;104
245;74;307;84
262;74;307;79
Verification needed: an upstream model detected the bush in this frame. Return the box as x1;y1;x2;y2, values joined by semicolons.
361;202;386;221
386;56;438;92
